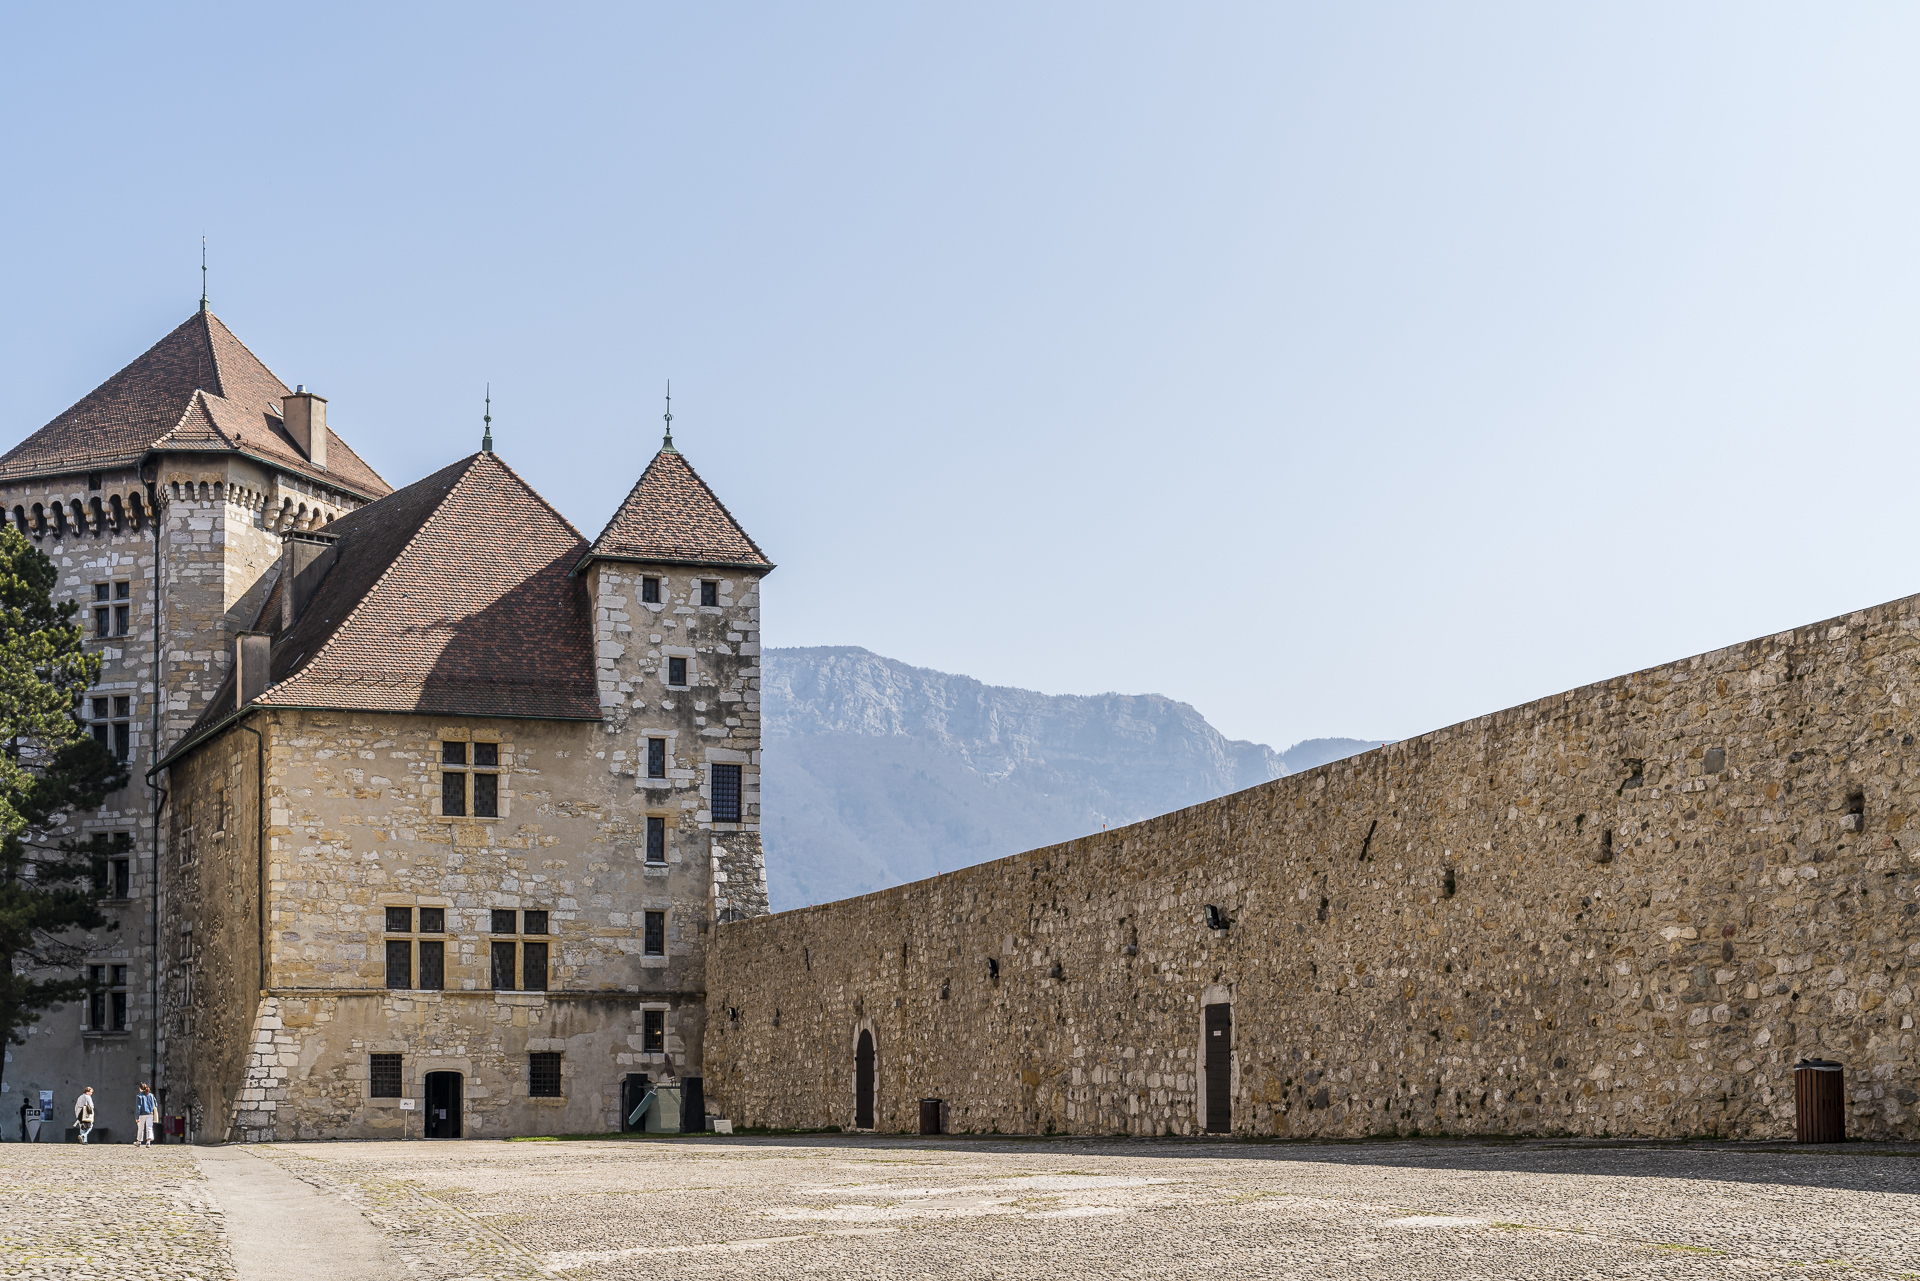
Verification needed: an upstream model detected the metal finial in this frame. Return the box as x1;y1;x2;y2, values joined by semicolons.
662;380;675;450
481;384;493;453
200;237;208;312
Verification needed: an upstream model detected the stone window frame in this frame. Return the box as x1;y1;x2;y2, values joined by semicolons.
636;728;680;793
88;691;134;762
83;961;129;1035
429;729;512;822
489;908;552;992
382;900;451;992
643;813;671;866
641;1005;667;1056
696;577;735;613
701;749;752;831
661;646;696;691
89;579;132;640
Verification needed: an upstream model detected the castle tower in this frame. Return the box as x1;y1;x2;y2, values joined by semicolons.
578;434;775;923
0;307;390;1123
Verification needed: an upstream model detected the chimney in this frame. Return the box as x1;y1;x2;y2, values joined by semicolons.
281;386;328;469
235;632;273;710
279;530;340;631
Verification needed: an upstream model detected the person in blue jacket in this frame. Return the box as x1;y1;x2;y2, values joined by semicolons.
134;1084;158;1147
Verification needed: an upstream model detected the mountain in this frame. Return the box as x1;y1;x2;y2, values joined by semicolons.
759;646;1380;910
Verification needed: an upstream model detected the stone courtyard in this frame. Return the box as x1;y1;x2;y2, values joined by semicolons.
3;1135;1918;1279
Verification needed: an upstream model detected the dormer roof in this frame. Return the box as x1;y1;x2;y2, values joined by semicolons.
0;308;392;499
579;445;773;573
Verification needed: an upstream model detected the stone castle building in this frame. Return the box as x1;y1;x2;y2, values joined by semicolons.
3;303;770;1140
11;302;1916;1148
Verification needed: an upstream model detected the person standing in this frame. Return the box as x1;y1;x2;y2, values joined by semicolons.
73;1087;94;1144
134;1084;158;1147
17;1097;27;1143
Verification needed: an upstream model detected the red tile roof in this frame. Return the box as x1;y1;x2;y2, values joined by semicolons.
0;309;392;499
172;452;600;753
581;445;772;572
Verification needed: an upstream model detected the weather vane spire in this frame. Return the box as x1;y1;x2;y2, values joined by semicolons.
481;384;493;453
662;380;675;451
200;236;208;312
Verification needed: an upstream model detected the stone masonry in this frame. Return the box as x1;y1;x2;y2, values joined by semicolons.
705;593;1920;1141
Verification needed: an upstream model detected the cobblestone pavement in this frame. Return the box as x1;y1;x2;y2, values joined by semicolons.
6;1136;1918;1279
239;1135;1920;1281
0;1143;234;1280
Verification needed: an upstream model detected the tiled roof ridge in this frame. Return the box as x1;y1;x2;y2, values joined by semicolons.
264;454;487;694
661;450;772;565
203;310;281;404
477;450;588;543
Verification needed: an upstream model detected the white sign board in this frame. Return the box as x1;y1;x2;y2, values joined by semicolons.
399;1099;416;1110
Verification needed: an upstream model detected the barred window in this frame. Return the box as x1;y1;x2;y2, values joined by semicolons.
711;763;742;823
418;940;445;990
522;942;548;992
528;1051;562;1098
643;1008;665;1053
385;939;411;990
644;910;666;957
645;816;666;863
370;1053;403;1098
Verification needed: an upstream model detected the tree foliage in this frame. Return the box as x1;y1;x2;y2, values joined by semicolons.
0;526;131;1085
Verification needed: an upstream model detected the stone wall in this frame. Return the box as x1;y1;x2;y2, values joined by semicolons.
165;707;719;1140
0;466;159;1134
705;595;1920;1141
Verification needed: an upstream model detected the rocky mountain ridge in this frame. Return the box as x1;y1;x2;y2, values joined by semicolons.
759;646;1379;910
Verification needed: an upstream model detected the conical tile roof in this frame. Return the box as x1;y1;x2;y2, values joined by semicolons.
0;309;391;498
581;445;772;572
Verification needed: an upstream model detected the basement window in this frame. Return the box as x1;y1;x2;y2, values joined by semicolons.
528;1052;563;1098
646;815;666;863
643;1009;665;1052
370;1054;403;1098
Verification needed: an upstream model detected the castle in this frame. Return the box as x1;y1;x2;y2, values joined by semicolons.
9;304;1917;1146
3;304;770;1140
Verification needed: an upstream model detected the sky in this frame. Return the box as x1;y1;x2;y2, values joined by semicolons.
4;5;1920;751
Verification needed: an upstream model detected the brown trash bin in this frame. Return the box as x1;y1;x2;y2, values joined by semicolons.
1793;1059;1844;1143
919;1098;943;1136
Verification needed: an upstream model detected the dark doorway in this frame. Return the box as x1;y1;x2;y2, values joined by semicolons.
424;1071;462;1139
855;1029;875;1130
682;1077;705;1133
1203;1003;1232;1133
622;1073;650;1132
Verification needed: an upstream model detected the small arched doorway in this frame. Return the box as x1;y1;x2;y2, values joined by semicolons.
854;1030;875;1130
424;1071;463;1139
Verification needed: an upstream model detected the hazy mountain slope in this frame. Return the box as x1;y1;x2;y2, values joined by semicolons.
1280;737;1387;772
761;646;1326;909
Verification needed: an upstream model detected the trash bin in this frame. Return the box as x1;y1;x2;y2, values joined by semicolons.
1793;1059;1844;1143
919;1098;942;1136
